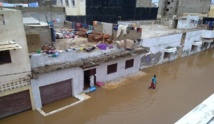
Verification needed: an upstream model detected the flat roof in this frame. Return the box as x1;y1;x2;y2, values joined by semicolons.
23;17;48;26
140;24;206;39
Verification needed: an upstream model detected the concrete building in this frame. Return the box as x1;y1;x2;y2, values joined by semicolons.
17;7;66;27
158;0;211;18
0;8;35;118
23;17;52;52
117;15;214;70
55;0;85;16
30;45;146;109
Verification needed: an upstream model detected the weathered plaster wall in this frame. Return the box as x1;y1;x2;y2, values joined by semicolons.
25;26;52;46
177;16;200;29
0;9;31;82
141;33;182;68
182;30;205;57
31;67;83;109
96;55;142;82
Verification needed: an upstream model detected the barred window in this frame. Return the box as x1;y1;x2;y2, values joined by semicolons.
0;50;12;64
125;59;134;69
107;63;117;74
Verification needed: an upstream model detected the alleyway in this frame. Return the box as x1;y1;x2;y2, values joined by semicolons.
1;49;214;124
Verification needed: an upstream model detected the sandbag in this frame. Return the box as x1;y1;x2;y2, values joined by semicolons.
126;39;134;50
116;40;125;48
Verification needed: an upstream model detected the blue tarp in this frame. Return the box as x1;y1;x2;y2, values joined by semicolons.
28;2;39;7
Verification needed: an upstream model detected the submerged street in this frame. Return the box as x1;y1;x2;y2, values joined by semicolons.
1;49;214;124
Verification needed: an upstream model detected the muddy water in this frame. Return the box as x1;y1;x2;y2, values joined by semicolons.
1;49;214;124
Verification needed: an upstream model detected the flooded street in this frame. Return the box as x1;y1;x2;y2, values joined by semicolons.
1;49;214;124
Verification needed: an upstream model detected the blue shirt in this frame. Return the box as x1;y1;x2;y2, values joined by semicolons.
152;77;157;84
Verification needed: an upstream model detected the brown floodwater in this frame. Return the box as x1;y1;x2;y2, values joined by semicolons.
1;49;214;124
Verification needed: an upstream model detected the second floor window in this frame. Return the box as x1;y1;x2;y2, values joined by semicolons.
0;50;12;65
72;0;75;6
65;0;69;6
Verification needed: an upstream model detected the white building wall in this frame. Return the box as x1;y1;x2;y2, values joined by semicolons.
96;55;141;82
177;16;200;29
0;9;31;82
31;67;83;109
65;0;86;16
141;33;182;68
182;30;206;57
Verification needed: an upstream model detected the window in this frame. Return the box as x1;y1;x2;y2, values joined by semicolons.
191;45;197;52
72;0;75;6
0;50;12;64
107;63;117;74
163;52;170;59
0;14;5;25
201;42;209;49
65;0;69;6
125;59;134;69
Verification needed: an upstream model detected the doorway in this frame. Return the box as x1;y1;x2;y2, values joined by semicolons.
84;68;96;90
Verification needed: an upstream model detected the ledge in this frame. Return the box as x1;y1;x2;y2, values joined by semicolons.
32;47;148;76
163;46;177;53
192;41;202;46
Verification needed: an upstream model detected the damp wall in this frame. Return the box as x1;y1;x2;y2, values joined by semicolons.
96;55;142;83
140;33;182;69
31;67;83;109
182;30;206;57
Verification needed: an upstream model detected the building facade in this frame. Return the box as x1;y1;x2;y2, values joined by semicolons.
0;8;34;119
158;0;211;18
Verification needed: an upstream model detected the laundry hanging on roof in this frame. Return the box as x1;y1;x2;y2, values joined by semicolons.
116;25;128;38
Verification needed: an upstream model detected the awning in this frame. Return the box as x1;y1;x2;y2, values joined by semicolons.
192;41;202;46
0;40;22;51
163;46;177;53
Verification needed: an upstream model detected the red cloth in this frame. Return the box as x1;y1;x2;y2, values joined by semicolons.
149;82;156;89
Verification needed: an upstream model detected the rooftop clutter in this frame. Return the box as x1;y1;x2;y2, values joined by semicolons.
33;20;142;59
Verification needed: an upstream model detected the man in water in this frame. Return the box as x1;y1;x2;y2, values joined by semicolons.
149;75;157;89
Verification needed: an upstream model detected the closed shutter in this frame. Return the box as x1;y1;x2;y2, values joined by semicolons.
40;79;72;105
0;90;31;119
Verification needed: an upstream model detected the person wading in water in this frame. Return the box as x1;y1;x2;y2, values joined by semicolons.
149;75;157;89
